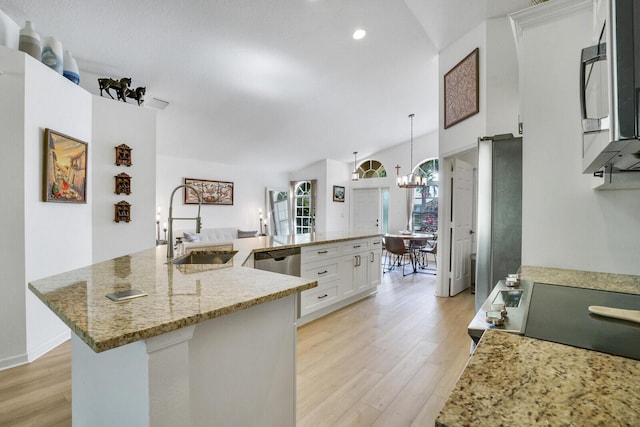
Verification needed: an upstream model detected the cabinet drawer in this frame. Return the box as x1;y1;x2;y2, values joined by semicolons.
369;237;383;251
300;283;339;316
340;239;369;255
301;260;340;284
301;244;339;263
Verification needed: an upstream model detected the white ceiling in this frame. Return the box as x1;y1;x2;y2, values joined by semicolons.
0;0;532;171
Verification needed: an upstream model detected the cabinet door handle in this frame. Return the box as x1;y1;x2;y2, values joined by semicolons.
317;270;328;275
370;252;374;263
317;250;328;254
355;255;361;267
317;294;328;300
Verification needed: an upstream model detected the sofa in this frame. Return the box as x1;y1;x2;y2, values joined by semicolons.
175;227;258;249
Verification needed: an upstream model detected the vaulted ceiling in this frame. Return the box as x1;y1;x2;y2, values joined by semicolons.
0;0;531;170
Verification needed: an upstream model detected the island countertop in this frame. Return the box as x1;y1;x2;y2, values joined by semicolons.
29;232;380;353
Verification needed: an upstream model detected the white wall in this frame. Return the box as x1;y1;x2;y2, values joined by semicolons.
11;47;93;363
437;17;521;296
0;46;28;369
439;22;487;158
156;154;289;239
0;44;160;368
92;96;157;263
324;159;350;233
486;17;520;137
518;2;640;275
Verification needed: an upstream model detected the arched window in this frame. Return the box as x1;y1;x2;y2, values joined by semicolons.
411;158;439;232
356;159;387;179
294;181;313;234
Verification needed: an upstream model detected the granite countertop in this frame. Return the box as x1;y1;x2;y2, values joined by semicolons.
441;265;640;425
29;232;380;353
519;265;640;295
436;329;640;426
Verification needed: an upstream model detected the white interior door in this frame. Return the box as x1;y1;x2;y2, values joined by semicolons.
351;188;380;234
450;159;473;296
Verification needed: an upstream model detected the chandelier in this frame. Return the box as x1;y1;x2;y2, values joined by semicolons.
396;114;427;188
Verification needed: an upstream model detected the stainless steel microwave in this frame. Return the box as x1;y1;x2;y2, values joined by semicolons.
580;0;640;173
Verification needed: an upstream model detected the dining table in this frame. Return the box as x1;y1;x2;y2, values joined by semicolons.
384;232;436;274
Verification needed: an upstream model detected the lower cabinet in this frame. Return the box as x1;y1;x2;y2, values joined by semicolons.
299;236;382;324
299;255;340;316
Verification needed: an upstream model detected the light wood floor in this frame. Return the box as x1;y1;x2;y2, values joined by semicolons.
296;272;475;426
0;271;474;427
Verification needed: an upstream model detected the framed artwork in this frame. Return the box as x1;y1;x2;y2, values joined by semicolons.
44;128;88;203
333;185;345;202
184;178;234;205
444;47;479;129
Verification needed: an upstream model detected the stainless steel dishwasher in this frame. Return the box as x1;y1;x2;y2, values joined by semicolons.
254;247;301;277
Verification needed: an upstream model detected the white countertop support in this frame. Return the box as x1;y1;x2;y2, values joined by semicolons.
72;295;297;427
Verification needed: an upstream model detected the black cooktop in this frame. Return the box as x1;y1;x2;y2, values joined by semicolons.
525;283;640;360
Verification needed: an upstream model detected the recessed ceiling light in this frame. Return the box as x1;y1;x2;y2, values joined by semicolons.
352;29;366;40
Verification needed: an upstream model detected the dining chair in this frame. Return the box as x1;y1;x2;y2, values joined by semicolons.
383;236;412;276
419;242;437;269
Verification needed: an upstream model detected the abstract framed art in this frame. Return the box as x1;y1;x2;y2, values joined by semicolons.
184;178;234;205
444;47;479;129
44;128;88;203
333;185;345;202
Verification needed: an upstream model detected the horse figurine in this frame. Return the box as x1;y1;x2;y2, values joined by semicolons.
97;77;132;102
125;86;146;106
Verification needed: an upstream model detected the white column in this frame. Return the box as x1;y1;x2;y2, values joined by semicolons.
72;326;195;427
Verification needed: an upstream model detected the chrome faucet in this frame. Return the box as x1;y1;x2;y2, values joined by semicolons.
167;184;202;259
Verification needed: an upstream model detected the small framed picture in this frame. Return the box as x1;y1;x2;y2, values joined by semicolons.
184;177;234;205
333;185;345;202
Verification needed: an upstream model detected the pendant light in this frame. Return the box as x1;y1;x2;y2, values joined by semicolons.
351;151;359;181
396;113;427;188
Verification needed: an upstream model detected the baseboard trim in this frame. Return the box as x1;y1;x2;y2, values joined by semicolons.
0;351;29;372
297;289;378;326
28;330;70;363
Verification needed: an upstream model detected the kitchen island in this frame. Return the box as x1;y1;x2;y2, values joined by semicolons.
437;266;640;426
29;232;379;427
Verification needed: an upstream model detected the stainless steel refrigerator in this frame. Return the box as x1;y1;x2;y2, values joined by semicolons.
475;134;522;311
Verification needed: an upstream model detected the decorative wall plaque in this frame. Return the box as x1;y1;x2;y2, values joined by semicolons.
444;48;479;129
115;172;131;195
115;144;132;166
114;200;131;223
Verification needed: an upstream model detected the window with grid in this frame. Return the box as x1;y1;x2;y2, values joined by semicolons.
356;159;387;179
411;158;439;232
294;181;313;234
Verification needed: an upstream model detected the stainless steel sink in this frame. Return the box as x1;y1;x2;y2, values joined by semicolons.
171;250;237;265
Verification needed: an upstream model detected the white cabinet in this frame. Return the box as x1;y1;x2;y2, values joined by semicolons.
299;251;341;316
299;236;382;324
